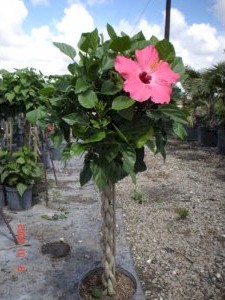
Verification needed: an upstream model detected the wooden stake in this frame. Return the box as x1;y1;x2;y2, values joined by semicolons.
0;209;18;245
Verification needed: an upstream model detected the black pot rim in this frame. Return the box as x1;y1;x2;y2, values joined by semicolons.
78;266;137;300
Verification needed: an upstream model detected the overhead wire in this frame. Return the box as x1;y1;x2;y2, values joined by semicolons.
130;0;153;35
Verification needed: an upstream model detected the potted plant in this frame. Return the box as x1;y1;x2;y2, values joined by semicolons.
29;24;188;298
0;149;9;207
182;67;202;141
1;146;43;210
195;62;225;147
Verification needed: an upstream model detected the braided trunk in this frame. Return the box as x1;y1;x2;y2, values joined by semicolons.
100;181;116;296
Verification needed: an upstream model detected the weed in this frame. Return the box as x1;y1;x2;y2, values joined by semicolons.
91;288;102;298
175;207;189;219
131;189;143;204
41;213;68;221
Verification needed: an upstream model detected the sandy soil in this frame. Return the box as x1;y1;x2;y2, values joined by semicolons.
117;139;225;300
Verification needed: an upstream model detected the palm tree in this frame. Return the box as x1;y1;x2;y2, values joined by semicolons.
183;62;225;127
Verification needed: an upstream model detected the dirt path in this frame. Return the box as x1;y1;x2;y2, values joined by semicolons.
117;139;225;300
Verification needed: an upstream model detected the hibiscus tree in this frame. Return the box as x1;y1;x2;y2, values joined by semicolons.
29;24;188;297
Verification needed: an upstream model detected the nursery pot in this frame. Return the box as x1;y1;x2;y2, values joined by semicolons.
5;185;33;210
78;266;137;300
43;150;51;169
0;185;5;208
185;126;198;141
198;127;218;147
217;129;225;155
50;147;61;161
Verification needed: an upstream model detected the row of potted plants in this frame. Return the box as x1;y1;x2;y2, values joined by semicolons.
183;62;225;154
185;126;225;154
0;147;43;210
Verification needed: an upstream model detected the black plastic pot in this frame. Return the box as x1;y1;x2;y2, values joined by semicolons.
43;151;51;169
217;129;225;155
50;147;61;160
5;185;33;210
0;185;5;208
78;266;137;300
198;127;218;147
185;126;198;141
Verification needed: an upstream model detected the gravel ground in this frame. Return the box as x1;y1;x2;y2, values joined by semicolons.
117;138;225;300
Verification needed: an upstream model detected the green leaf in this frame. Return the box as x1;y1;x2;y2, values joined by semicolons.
173;123;187;140
122;148;136;183
14;85;20;93
17;183;28;197
70;143;85;156
131;31;146;41
101;80;121;95
5;92;15;102
170;57;185;74
136;127;154;148
22;166;30;176
149;35;159;46
159;104;188;124
155;133;166;159
109;36;131;52
134;147;147;173
78;90;98;109
53;42;76;60
121;116;152;140
62;113;88;126
75;78;91;93
40;85;55;97
84;131;106;143
112;96;135;110
68;62;80;75
101;55;114;72
78;29;99;52
113;124;129;144
50;131;63;147
17;157;25;165
130;40;151;52
90;161;107;190
26;108;46;125
104;144;120;162
80;161;92;186
106;160;127;183
155;39;175;62
107;23;117;39
118;106;135;120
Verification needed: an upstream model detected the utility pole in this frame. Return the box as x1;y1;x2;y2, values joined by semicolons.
164;0;171;40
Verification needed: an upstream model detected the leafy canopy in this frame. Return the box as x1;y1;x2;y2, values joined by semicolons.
30;25;188;190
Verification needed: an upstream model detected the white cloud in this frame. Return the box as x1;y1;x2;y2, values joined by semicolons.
0;1;95;74
0;0;28;46
212;0;225;26
30;0;50;6
86;0;112;5
116;8;224;70
0;2;224;75
169;8;225;69
56;3;95;45
111;19;162;40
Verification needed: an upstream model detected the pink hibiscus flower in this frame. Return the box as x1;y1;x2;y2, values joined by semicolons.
114;45;180;104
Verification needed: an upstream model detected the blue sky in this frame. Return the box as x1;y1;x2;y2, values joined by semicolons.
0;0;224;74
23;0;224;34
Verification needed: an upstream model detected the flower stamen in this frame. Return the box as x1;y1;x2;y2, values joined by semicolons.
139;72;152;84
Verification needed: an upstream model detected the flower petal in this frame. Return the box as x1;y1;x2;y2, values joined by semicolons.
123;78;152;102
135;46;159;70
114;55;139;80
154;61;180;84
149;82;172;104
